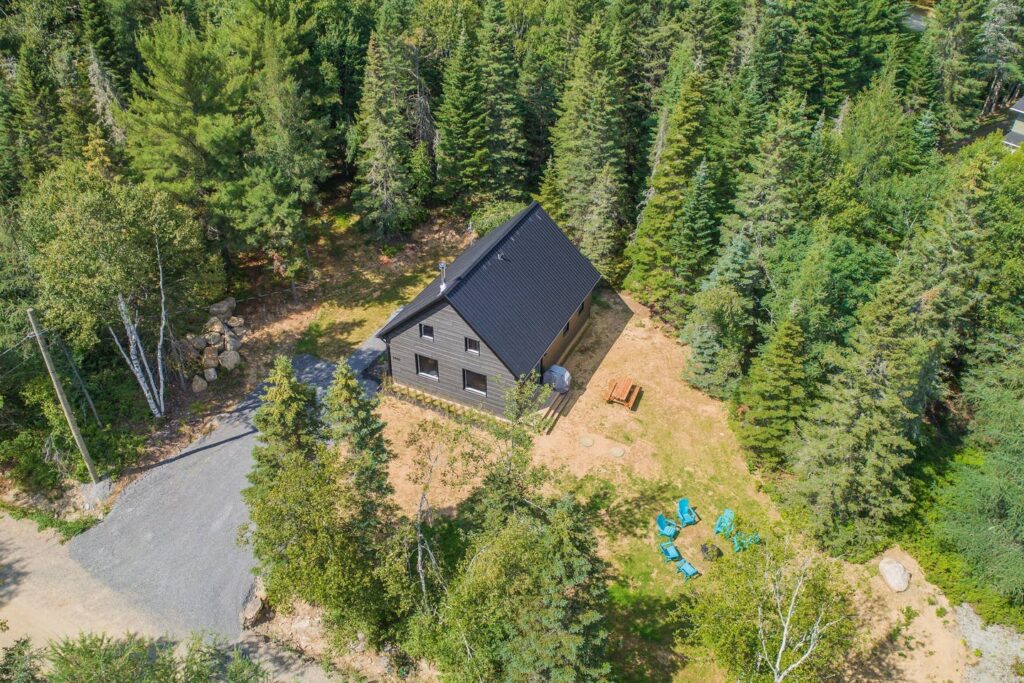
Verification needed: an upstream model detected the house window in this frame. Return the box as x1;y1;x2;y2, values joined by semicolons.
463;369;487;396
577;301;585;317
419;323;434;340
562;321;570;337
465;337;480;354
416;354;439;380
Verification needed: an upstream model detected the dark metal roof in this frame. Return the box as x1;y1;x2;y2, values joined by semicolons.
1004;129;1024;148
1011;96;1024;115
378;202;602;377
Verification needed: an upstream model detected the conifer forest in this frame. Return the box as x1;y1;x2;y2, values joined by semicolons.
1;0;1024;679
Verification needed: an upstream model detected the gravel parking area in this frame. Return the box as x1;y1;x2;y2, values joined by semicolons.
958;604;1024;683
68;354;336;639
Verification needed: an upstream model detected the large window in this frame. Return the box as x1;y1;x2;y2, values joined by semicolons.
419;323;434;340
416;354;439;379
465;337;480;354
463;369;487;396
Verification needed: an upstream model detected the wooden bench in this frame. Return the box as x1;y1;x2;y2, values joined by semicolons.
604;377;641;410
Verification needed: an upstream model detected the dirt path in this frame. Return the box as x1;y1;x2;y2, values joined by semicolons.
0;514;164;646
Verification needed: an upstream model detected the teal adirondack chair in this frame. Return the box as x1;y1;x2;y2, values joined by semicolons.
733;531;761;552
676;559;699;580
714;509;735;537
677;498;698;528
659;541;681;563
656;513;679;539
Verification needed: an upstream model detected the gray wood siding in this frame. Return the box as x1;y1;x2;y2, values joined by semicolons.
540;296;591;370
387;304;515;414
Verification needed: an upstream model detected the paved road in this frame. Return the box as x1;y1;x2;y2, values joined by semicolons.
68;354;338;640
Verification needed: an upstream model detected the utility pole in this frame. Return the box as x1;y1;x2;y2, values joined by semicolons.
27;308;99;484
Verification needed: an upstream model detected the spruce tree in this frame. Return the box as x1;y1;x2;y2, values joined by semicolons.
928;0;987;136
352;32;421;238
251;356;323;475
476;0;528;200
668;158;719;319
541;19;630;282
12;38;60;183
79;0;131;95
577;164;630;282
734;317;808;470
434;29;488;206
0;75;20;201
624;68;708;313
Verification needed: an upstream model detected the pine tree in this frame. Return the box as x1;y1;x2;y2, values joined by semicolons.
541;19;630;282
979;0;1024;116
79;0;131;95
476;0;528;200
668;158;719;318
434;29;488;206
624;68;708;313
55;52;98;161
577;164;629;281
12;38;60;183
251;356;323;475
734;317;808;470
606;0;653;202
124;14;246;235
352;32;422;238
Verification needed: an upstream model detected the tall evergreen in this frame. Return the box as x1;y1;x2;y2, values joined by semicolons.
79;0;131;95
668;158;719;318
625;68;708;312
476;0;528;200
928;0;988;135
541;19;630;282
352;32;422;238
435;29;488;206
0;75;20;200
12;38;60;183
734;317;808;470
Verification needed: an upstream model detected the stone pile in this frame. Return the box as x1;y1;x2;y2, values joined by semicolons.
182;297;248;393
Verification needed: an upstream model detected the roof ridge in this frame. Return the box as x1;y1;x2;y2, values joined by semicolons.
443;201;539;298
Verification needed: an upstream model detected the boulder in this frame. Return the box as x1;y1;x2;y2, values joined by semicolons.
227;315;245;329
190;335;208;350
204;367;218;382
203;332;223;348
191;375;208;393
223;333;242;352
205;316;228;334
241;579;267;629
232;326;248;339
202;346;220;369
879;557;911;592
219;349;241;371
209;297;237;320
177;340;199;361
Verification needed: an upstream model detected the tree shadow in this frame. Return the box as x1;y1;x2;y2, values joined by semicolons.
605;580;692;683
0;536;28;609
575;474;678;539
844;635;906;682
559;288;634;419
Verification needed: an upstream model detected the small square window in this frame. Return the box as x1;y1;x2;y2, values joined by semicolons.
420;323;434;340
465;337;480;354
577;301;585;317
463;369;487;396
416;354;439;379
562;321;570;337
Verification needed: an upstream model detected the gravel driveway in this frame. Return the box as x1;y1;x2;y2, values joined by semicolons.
69;354;337;639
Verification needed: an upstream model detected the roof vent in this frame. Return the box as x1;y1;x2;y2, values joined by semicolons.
438;261;447;292
496;251;505;261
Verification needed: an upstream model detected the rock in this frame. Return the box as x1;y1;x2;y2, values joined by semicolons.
191;375;208;393
204;332;223;348
190;335;208;350
223;333;242;352
205;317;228;334
227;315;245;329
241;580;267;629
177;340;199;361
204;367;218;382
879;557;911;592
253;576;267;602
232;326;248;339
218;349;241;371
202;346;220;369
210;297;236;320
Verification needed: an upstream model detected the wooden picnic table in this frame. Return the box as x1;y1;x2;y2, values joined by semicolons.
604;377;641;410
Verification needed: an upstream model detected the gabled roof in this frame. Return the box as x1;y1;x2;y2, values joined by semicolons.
378;202;601;377
1011;96;1024;115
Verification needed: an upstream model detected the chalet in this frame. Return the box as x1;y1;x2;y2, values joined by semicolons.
1004;95;1024;150
377;202;601;414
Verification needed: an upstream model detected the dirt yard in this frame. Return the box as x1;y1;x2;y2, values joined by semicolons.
372;289;975;683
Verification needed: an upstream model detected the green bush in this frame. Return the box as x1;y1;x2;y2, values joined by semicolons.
469;200;523;237
0;431;62;492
